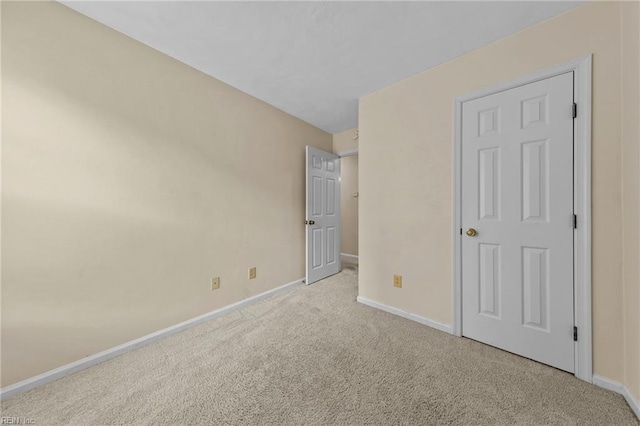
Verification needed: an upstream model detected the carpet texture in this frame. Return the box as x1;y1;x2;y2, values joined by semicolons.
2;267;638;425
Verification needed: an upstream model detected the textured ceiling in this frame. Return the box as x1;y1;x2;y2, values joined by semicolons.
61;1;583;134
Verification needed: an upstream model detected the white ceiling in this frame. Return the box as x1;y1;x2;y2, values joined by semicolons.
61;1;583;134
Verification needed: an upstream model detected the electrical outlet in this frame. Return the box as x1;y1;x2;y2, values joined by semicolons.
249;267;257;279
393;274;402;288
211;277;220;290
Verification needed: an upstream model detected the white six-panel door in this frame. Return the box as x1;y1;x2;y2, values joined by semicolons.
461;72;575;372
306;146;341;285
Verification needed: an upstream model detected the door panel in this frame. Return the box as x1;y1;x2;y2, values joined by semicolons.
522;246;549;330
522;140;548;221
478;148;500;220
327;227;337;265
306;146;341;284
461;72;574;373
479;243;501;318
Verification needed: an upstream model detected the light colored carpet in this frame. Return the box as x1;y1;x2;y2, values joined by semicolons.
2;267;638;425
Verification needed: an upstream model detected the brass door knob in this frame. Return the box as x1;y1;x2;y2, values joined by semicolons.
466;228;477;237
309;220;315;225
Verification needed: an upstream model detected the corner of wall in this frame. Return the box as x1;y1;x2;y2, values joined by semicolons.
332;128;359;154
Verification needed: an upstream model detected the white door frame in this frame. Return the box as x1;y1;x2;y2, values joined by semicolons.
337;149;358;158
452;55;593;383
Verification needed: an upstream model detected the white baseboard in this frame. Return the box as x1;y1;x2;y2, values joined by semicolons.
340;253;359;261
593;375;640;419
593;374;624;393
0;277;304;401
356;296;453;335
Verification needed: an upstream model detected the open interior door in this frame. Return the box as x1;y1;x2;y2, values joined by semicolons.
306;146;341;285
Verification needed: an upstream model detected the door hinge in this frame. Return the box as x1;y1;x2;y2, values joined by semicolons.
573;214;577;229
573;326;578;341
572;103;577;119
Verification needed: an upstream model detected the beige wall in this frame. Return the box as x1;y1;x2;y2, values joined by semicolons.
333;128;359;257
621;1;640;403
333;128;359;256
333;128;359;154
1;2;332;387
340;156;358;256
359;1;631;385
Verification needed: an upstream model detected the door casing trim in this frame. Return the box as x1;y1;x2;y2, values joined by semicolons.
452;55;593;383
